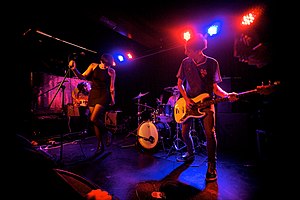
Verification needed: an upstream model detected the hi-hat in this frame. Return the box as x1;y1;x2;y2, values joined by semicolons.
164;86;179;93
133;92;149;99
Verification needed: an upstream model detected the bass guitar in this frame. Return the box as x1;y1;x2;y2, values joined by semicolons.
174;81;280;123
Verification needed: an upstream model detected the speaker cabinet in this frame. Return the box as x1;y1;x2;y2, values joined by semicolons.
216;113;256;155
217;77;257;113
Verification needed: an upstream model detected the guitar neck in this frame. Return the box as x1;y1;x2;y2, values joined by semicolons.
238;89;257;96
197;89;258;108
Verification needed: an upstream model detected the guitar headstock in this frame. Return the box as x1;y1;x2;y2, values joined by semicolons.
257;80;280;95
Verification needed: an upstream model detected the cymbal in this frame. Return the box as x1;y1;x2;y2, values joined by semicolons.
133;92;149;99
164;86;179;93
135;103;155;110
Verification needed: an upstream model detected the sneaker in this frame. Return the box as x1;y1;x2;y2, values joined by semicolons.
205;162;217;182
176;152;195;162
205;171;217;182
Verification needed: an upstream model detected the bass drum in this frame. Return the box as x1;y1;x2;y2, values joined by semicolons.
137;121;171;151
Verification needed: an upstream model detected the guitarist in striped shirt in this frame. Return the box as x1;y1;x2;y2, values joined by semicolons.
175;33;238;182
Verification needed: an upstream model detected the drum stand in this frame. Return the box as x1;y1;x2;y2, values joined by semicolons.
165;118;207;158
190;119;206;154
165;122;186;158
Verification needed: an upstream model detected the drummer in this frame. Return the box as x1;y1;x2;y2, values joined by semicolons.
166;87;181;135
167;87;180;108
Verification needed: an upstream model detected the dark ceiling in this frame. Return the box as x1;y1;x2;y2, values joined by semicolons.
18;1;273;55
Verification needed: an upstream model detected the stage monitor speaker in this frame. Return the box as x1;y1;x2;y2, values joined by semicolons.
33;114;69;137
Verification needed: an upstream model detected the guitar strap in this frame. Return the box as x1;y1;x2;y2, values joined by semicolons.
194;65;214;101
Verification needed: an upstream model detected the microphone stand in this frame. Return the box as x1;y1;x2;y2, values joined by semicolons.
48;64;71;164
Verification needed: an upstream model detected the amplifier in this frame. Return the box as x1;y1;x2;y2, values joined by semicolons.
105;111;123;127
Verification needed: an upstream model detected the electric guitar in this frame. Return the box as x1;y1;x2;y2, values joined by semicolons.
174;81;280;123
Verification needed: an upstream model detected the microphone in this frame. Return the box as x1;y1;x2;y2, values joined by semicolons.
144;136;155;144
148;136;155;144
138;135;155;144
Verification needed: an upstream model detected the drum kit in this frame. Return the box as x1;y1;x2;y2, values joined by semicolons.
129;86;185;152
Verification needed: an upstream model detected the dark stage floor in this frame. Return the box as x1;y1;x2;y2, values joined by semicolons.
29;120;281;200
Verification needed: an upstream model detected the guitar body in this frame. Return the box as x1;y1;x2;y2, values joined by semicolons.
174;93;210;123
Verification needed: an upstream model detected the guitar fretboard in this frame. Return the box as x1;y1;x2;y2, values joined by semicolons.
196;89;258;108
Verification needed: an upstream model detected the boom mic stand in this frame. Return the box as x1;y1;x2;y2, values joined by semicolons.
48;63;72;164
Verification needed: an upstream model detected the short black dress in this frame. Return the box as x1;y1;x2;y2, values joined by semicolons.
87;65;111;107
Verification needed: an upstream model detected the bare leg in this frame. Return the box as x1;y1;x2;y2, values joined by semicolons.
89;104;106;152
